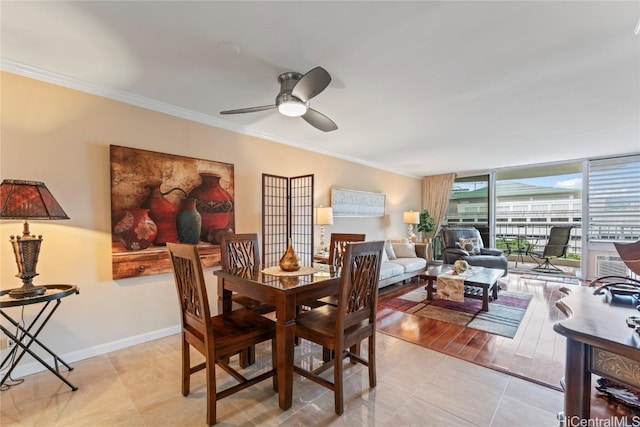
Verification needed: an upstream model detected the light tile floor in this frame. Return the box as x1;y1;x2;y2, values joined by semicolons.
0;330;563;426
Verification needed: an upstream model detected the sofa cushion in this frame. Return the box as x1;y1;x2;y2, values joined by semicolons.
392;241;417;258
379;261;404;280
391;257;427;273
384;241;397;260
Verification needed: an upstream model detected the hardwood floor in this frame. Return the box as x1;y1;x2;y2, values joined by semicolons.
377;271;573;390
376;268;639;420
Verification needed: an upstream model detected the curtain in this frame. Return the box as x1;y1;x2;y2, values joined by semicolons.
422;173;456;235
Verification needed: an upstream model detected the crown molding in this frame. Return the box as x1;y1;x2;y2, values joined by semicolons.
0;59;420;179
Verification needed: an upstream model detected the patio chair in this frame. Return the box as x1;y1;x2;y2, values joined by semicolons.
528;226;573;274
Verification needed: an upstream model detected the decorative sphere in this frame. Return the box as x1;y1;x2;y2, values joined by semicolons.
453;260;469;273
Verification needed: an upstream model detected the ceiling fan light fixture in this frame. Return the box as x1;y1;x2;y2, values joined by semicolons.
278;99;308;117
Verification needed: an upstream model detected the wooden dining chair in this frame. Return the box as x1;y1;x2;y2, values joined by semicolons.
219;233;275;367
328;233;366;269
167;242;276;426
219;233;275;313
293;240;384;415
318;233;368;361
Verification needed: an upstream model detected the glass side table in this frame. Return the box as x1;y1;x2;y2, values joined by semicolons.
505;236;532;267
0;284;79;391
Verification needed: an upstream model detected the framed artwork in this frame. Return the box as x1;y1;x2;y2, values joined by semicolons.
110;145;234;279
330;187;385;217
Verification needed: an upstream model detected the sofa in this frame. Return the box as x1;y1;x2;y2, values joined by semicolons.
440;227;508;276
378;240;429;288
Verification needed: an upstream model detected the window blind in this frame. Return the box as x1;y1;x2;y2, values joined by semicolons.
588;154;640;242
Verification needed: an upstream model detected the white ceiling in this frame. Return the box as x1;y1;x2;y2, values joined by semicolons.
2;1;639;178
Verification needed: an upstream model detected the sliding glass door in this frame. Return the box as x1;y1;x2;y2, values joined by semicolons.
495;163;583;272
441;175;491;256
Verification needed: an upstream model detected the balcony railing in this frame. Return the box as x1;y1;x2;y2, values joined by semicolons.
433;220;582;261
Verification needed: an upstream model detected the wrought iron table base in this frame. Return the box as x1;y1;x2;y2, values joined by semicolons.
1;299;77;391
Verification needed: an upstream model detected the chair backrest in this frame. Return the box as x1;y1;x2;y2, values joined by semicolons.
614;240;640;276
542;226;573;258
336;241;384;332
328;233;366;269
440;227;485;250
167;243;211;345
220;233;260;269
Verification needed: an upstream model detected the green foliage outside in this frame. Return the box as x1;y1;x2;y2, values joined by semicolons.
497;238;581;260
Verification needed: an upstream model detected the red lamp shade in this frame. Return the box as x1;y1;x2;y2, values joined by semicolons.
0;179;69;220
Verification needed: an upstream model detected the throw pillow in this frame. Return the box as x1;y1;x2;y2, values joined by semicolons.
459;237;481;255
384;240;397;260
381;246;389;263
392;241;417;258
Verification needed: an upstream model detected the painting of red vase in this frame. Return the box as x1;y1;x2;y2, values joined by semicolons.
110;145;234;279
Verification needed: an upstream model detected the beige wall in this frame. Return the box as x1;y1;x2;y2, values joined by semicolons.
0;72;421;375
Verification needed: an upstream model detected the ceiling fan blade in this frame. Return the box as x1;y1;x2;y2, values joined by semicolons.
291;67;331;102
220;105;276;115
301;108;338;132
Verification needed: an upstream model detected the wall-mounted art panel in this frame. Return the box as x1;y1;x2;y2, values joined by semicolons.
330;187;385;217
110;145;234;279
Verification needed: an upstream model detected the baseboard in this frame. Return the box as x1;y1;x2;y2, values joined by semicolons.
3;325;181;379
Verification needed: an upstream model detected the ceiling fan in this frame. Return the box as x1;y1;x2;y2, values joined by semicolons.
220;66;338;132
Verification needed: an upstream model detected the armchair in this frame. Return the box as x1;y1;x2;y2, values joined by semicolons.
440;227;508;276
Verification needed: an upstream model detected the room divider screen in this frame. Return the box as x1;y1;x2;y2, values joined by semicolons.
262;174;314;267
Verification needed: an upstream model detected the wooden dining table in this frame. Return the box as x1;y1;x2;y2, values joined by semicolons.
213;266;340;410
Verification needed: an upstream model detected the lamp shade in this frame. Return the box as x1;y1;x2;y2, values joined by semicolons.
315;206;334;225
403;211;420;224
0;179;69;220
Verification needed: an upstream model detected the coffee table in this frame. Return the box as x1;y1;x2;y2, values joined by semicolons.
422;265;504;311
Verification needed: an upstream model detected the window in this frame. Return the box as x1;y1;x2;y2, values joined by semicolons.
588;155;640;242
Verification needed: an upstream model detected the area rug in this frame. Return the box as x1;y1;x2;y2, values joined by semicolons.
380;287;532;338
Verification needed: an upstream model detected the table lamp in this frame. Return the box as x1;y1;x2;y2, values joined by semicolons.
403;210;419;241
314;206;333;253
0;179;69;298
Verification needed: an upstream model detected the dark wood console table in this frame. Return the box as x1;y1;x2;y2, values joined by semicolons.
553;286;640;421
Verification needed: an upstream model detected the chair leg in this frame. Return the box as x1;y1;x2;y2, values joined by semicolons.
205;358;217;426
334;348;344;415
323;347;334;362
349;343;360;364
181;336;190;396
240;345;255;368
271;338;278;392
368;335;376;388
532;258;563;274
